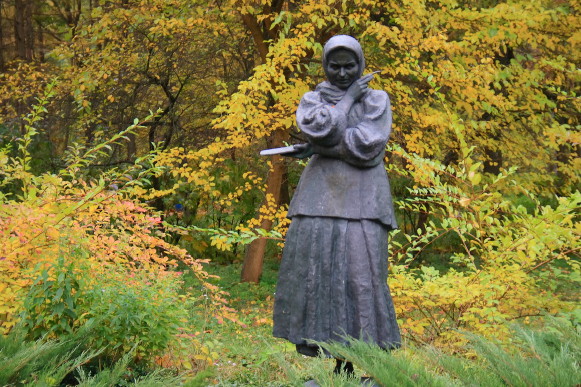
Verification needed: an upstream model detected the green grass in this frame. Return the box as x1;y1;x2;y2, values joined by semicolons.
186;260;306;386
185;262;581;386
4;260;578;386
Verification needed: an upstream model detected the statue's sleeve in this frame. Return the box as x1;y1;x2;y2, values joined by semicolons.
313;90;392;167
296;91;346;146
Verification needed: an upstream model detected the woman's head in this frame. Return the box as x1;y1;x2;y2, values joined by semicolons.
322;35;365;89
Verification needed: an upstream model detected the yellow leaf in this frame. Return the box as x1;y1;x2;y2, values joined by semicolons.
46;226;59;240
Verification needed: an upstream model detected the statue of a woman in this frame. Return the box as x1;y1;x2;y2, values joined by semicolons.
273;35;401;376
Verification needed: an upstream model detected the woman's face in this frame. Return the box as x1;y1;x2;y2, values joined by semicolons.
325;49;360;90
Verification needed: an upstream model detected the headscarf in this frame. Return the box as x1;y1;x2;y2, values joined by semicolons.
322;35;365;79
318;35;366;104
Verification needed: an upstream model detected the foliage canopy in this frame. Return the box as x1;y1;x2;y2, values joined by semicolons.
0;0;578;374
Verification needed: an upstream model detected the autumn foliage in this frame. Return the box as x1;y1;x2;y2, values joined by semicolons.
0;0;578;369
0;87;235;368
388;142;579;348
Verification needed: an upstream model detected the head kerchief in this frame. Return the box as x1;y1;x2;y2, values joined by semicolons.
317;35;366;104
322;35;365;80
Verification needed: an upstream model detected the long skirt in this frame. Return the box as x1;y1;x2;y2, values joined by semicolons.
273;216;401;357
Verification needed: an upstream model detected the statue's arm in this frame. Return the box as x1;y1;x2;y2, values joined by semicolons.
313;91;391;167
296;92;347;147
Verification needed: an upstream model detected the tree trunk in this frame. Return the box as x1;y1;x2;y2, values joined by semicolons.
127;132;137;159
0;0;5;70
36;14;44;62
24;0;33;60
239;2;289;283
241;129;287;282
14;0;33;61
14;0;26;59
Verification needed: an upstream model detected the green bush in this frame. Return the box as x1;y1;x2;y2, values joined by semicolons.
21;253;88;339
20;253;191;365
82;267;189;363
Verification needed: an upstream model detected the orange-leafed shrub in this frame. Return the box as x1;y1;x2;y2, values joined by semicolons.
0;87;226;366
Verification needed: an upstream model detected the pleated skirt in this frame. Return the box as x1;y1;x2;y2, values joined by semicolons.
273;216;401;357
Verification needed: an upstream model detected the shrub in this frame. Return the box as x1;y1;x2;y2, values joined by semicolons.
82;267;189;362
20;256;190;364
0;84;230;369
21;254;86;339
387;142;580;349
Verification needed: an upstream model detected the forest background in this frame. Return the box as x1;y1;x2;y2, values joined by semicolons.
0;0;579;385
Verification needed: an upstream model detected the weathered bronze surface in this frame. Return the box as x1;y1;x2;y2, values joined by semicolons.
272;35;401;359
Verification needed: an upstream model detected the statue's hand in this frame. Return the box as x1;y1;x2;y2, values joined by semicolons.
288;143;314;159
345;78;367;101
345;71;379;101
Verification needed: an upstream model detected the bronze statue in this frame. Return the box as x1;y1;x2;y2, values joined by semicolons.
271;35;400;380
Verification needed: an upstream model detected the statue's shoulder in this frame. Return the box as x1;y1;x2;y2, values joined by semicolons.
366;88;389;100
299;90;323;105
363;89;390;111
303;89;321;98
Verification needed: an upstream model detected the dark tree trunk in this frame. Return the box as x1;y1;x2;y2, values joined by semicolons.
14;0;26;59
0;0;5;70
24;0;33;59
35;15;44;62
241;129;287;283
14;0;34;61
239;1;290;283
127;132;137;159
